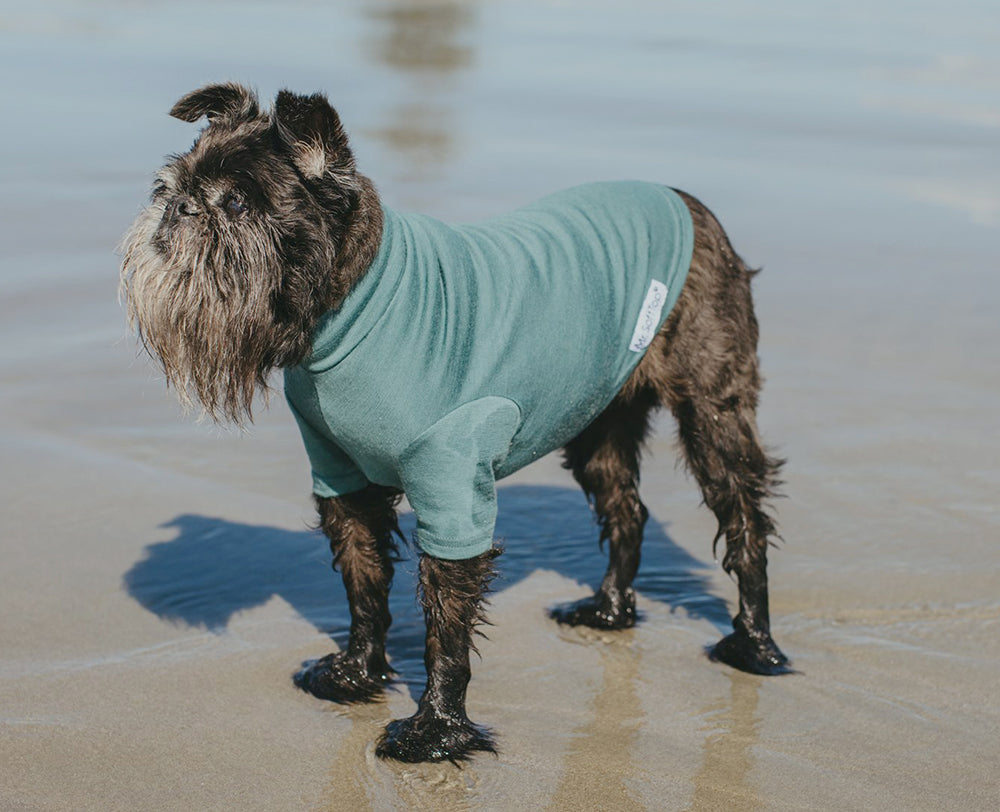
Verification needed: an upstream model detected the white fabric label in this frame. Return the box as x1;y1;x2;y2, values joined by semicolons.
628;279;668;352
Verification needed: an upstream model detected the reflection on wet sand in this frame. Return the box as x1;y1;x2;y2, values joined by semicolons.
368;0;475;73
390;761;477;811
364;0;478;182
687;671;763;812
548;631;645;812
318;703;388;809
316;640;765;811
318;701;477;812
370;101;453;167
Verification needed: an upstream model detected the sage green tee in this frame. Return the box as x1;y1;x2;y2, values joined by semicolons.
284;181;694;559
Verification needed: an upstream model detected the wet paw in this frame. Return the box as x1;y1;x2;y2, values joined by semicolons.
709;629;794;676
293;652;392;703
375;712;497;763
548;591;636;630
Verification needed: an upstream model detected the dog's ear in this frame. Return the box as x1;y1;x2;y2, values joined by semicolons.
170;83;260;124
272;90;355;180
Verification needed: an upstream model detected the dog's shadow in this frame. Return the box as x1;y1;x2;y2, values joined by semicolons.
124;484;730;689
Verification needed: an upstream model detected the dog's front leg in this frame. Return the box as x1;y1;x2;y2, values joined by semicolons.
376;549;499;763
295;485;402;703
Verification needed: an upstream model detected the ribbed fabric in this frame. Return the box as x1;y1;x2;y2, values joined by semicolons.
285;182;694;558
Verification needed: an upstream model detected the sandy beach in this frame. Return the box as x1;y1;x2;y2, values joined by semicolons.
2;1;998;809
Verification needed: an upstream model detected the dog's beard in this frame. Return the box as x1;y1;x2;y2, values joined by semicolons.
120;203;290;426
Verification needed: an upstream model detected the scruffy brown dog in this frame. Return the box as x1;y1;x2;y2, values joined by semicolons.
121;83;790;764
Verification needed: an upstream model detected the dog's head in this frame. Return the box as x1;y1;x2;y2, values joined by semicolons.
120;83;378;424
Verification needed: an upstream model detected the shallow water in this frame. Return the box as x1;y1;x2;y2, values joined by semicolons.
1;0;998;809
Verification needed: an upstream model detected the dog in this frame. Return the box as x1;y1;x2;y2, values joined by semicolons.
121;83;790;764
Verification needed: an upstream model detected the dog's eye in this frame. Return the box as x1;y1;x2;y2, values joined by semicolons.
224;194;248;217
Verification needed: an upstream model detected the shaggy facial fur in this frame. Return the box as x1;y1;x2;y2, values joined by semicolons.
120;83;382;424
122;83;790;765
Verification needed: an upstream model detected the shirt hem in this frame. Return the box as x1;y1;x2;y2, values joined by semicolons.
311;472;370;499
414;530;495;560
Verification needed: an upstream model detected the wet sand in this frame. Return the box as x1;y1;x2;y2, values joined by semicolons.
2;1;998;809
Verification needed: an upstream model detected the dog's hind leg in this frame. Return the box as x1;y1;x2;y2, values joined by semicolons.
550;389;657;629
672;387;791;674
294;485;402;702
377;549;499;763
661;190;791;675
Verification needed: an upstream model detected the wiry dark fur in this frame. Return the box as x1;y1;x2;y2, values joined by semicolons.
120;83;382;424
294;485;403;703
121;83;790;765
554;190;788;672
377;549;501;763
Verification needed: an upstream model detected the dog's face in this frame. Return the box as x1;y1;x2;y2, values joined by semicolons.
120;83;366;424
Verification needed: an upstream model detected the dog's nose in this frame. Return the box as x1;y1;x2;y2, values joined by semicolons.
165;196;200;220
176;197;200;217
158;197;201;242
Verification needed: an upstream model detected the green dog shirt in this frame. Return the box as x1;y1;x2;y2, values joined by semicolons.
284;181;694;559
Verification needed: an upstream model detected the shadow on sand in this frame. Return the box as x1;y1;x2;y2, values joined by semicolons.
123;484;731;685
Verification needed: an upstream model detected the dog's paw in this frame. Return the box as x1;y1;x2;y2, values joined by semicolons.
375;711;497;764
548;590;637;630
293;652;392;703
709;629;794;676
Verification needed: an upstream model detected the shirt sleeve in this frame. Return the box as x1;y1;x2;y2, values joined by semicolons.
397;396;521;560
284;389;369;499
